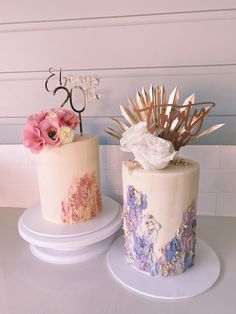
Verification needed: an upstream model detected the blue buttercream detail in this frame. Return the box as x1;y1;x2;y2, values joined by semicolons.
123;185;197;277
127;186;147;213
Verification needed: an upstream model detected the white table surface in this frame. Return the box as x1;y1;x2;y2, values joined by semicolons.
0;208;235;314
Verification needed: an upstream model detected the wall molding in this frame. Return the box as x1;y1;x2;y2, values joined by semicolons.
1;63;236;77
0;3;234;145
1;9;236;33
0;65;234;145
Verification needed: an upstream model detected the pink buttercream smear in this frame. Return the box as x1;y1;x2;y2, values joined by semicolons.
61;172;102;224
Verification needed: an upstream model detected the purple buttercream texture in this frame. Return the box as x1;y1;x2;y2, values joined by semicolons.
123;185;197;277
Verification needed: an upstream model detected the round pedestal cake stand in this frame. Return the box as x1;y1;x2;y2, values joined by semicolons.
18;196;122;264
107;237;220;300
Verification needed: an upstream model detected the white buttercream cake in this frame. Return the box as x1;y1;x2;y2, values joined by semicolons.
122;158;199;276
106;84;223;277
23;106;102;225
36;134;102;224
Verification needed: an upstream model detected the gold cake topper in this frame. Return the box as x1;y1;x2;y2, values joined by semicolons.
45;68;101;134
106;85;224;151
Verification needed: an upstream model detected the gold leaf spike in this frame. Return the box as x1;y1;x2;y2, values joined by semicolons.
183;93;195;106
105;128;122;140
128;97;142;122
171;93;195;131
111;117;129;132
120;105;138;125
143;87;153;124
105;85;223;151
136;91;144;108
128;97;144;121
128;104;141;122
165;86;179;121
168;86;179;105
150;85;158;125
142;87;151;107
160;85;166;105
155;85;161;107
190;124;225;142
136;92;148;119
149;85;154;103
155;85;161;126
160;85;167;118
137;91;147;109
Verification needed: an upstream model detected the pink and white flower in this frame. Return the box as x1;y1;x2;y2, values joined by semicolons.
23;124;46;154
27;110;49;125
40;118;61;146
56;108;80;129
23;108;80;154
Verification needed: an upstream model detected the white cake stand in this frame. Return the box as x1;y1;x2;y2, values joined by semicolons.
18;196;122;264
107;236;220;300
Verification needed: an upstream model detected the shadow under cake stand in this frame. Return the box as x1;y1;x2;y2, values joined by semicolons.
18;195;122;264
107;237;220;300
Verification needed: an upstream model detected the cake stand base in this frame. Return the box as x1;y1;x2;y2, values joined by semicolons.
107;237;220;300
18;196;122;264
29;235;115;264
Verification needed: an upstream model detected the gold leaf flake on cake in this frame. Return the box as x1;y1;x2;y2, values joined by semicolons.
123;160;143;172
170;158;191;167
61;172;102;224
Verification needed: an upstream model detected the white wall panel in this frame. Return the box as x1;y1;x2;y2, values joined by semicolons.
1;11;236;72
0;66;236;118
1;0;235;24
0;4;235;145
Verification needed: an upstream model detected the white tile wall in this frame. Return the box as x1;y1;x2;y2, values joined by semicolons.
216;193;236;216
1;144;236;216
180;146;220;169
219;146;236;170
197;193;216;216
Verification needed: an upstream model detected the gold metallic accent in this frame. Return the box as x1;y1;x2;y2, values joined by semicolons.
53;86;70;107
106;85;224;150
123;160;143;172
45;68;67;93
170;158;191;167
45;68;101;135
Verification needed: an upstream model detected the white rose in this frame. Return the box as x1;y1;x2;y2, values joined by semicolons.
120;122;176;170
58;126;75;144
120;122;148;152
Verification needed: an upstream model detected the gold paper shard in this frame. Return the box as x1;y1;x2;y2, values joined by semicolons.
105;85;224;150
111;117;129;132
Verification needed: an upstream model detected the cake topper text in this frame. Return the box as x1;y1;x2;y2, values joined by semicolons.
106;85;224;151
135;101;217;150
45;68;101;134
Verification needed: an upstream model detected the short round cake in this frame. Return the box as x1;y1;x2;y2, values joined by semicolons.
36;134;102;224
122;158;199;277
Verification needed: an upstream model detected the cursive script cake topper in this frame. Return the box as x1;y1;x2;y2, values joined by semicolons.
45;68;101;134
106;85;224;151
